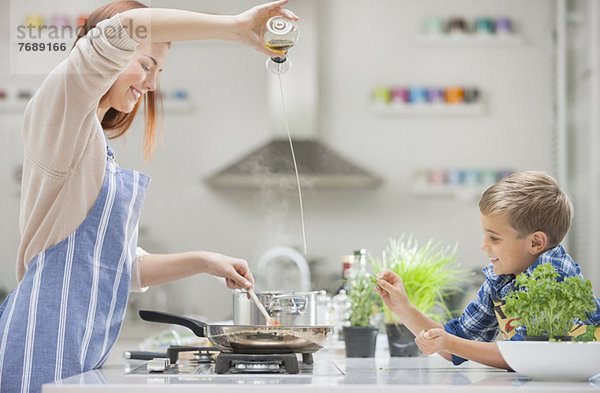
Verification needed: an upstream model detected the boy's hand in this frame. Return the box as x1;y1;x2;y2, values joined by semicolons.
374;269;411;315
415;328;449;355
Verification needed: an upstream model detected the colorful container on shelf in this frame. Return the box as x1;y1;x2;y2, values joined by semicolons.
474;18;495;34
373;86;392;104
409;87;428;104
391;87;410;104
494;18;513;34
415;168;515;189
373;85;481;106
23;13;89;33
423;16;515;36
427;88;445;104
424;16;446;35
445;87;464;104
25;14;44;28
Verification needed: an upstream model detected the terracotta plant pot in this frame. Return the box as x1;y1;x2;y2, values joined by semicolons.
385;323;420;357
343;326;378;358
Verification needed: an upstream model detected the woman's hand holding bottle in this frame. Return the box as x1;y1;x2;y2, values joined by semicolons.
235;0;298;58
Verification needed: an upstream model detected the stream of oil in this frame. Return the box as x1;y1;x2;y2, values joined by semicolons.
277;73;307;255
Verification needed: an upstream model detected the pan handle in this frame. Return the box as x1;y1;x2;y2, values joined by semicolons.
139;310;208;337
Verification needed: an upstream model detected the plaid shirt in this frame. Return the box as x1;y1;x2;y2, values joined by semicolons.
444;245;600;365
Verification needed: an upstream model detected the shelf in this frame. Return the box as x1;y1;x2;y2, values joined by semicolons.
414;33;525;47
162;100;195;113
373;102;484;117
0;103;27;114
410;184;489;200
0;101;195;114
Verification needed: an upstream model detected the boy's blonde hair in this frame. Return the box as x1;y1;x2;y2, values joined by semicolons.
479;171;572;248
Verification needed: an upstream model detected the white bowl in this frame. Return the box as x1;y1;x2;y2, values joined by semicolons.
497;340;600;381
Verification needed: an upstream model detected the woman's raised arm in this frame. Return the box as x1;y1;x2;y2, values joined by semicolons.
118;0;298;58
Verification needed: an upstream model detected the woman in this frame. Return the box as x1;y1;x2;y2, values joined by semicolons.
0;1;298;392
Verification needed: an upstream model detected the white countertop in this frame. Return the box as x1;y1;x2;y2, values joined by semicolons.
42;328;600;393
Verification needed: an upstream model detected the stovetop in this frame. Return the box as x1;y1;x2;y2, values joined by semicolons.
126;359;321;376
124;346;340;377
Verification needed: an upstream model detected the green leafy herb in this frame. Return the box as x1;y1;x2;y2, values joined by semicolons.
348;272;379;327
573;325;597;342
370;236;472;324
370;275;379;286
503;263;596;339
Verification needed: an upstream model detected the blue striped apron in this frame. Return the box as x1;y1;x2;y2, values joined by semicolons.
0;142;150;393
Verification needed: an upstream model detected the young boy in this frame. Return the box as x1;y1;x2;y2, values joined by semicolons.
375;171;600;369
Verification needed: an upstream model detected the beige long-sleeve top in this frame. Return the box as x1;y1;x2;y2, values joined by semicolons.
17;14;147;292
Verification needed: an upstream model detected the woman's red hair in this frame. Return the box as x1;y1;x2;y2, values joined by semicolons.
73;0;163;161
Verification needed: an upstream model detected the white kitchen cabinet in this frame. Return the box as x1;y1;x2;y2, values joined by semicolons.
43;334;599;392
44;352;599;392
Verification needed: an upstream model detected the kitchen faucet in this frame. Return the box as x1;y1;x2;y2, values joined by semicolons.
256;246;311;292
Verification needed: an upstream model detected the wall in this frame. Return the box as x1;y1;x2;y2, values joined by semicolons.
127;0;555;319
0;0;556;320
566;0;600;292
0;0;100;296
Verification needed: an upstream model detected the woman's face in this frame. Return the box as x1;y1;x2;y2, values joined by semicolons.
103;42;169;113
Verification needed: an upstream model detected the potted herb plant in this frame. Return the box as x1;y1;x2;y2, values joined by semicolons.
503;262;597;341
343;271;379;357
370;236;471;356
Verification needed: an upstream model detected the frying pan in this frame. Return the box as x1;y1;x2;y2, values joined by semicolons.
139;310;334;354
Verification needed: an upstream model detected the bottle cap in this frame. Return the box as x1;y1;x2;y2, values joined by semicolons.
266;16;296;35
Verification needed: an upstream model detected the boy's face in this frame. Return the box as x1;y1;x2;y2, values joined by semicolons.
479;213;539;276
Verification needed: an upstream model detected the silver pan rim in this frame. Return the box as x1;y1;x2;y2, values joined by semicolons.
208;325;334;329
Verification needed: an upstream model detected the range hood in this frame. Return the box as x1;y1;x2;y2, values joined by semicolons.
204;138;381;189
203;0;381;190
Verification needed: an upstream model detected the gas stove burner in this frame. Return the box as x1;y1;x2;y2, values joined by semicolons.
166;345;220;364
215;353;299;374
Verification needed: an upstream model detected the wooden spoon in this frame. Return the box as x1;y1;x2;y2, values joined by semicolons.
247;289;281;326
